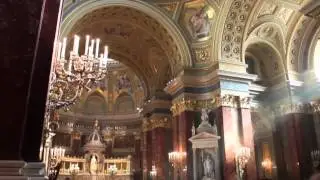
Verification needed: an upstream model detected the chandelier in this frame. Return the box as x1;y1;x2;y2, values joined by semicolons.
48;35;109;110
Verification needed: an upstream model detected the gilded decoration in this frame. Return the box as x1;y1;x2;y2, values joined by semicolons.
142;117;171;132
194;45;211;64
170;95;250;116
68;6;187;79
156;2;179;17
180;0;215;41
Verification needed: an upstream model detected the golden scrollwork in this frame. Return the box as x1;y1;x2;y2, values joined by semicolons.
142;117;172;132
194;46;211;64
170;95;251;116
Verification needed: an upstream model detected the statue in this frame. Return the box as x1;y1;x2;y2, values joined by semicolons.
90;155;98;174
202;153;215;180
189;6;211;39
201;109;209;122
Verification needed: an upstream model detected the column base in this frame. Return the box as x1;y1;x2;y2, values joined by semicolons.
0;161;47;180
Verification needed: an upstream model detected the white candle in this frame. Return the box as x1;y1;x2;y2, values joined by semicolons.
68;51;73;72
57;42;62;60
85;35;90;55
95;38;100;58
61;38;67;59
73;35;80;56
89;39;95;57
104;46;109;59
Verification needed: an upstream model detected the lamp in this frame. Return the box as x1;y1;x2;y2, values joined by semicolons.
311;149;320;172
168;151;187;180
261;158;272;178
49;35;109;110
236;146;251;180
149;165;157;179
69;163;80;180
108;164;118;180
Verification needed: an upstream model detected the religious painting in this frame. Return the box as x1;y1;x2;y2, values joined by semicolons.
180;0;215;41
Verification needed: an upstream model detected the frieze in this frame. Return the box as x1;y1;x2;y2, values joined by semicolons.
142;117;171;132
170;94;251;116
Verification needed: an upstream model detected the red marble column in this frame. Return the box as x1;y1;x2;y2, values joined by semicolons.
175;111;195;180
279;113;317;180
240;108;257;180
216;106;240;180
152;128;170;180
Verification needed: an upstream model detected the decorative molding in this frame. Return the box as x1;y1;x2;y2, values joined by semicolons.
221;0;257;62
142;117;171;132
170;94;252;116
194;45;212;64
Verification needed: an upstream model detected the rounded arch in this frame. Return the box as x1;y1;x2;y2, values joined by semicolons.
82;89;107;115
244;22;286;64
114;92;135;113
244;41;286;86
60;0;192;72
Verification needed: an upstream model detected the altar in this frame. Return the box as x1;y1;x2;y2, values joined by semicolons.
53;120;133;180
57;156;132;180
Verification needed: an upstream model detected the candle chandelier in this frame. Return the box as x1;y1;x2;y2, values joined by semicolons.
48;35;109;110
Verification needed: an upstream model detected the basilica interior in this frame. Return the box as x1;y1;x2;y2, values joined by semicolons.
2;0;320;180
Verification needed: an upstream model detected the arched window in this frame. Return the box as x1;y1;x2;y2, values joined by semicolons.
245;57;256;74
83;93;107;114
314;39;320;79
115;93;134;113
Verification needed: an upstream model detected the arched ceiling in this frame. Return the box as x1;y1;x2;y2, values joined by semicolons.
66;6;188;95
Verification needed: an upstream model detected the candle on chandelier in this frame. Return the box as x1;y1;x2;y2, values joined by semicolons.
73;35;80;55
89;39;95;57
57;42;62;60
61;38;67;59
85;35;90;56
95;38;100;58
104;46;109;59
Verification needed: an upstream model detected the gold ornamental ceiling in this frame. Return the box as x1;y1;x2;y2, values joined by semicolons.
68;6;182;91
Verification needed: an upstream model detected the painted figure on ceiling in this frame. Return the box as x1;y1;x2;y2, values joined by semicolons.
116;74;131;92
189;6;211;39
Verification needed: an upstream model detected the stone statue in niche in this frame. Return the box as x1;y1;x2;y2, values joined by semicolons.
202;151;215;180
189;6;211;39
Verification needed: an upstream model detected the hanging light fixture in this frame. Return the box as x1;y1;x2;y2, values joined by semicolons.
48;35;109;110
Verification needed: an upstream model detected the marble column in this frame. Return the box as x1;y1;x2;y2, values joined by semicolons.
215;95;257;180
275;111;317;180
0;0;61;178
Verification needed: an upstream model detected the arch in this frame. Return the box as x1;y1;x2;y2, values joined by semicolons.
83;90;107;115
244;41;286;86
244;22;286;66
60;0;192;72
114;92;135;113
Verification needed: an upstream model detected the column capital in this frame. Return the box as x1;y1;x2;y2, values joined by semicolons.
170;94;252;116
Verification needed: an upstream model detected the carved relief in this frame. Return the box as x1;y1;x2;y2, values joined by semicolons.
142;117;171;132
194;45;211;64
258;1;277;17
277;7;293;24
221;0;257;62
288;16;310;71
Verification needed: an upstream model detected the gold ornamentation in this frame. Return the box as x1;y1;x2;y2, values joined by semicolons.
194;46;211;64
142;117;172;132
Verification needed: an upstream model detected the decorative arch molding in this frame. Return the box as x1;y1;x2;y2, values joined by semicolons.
244;22;286;62
303;20;320;71
114;92;135;113
82;88;107;106
217;0;258;62
286;15;315;73
60;0;192;71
